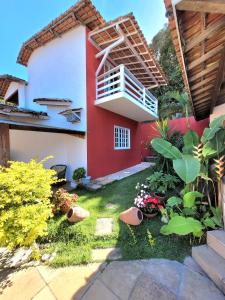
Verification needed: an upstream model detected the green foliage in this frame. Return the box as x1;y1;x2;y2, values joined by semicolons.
160;216;204;237
167;197;182;208
73;167;86;181
168;131;184;151
155;119;170;140
151;138;182;160
150;25;184;105
183;130;199;154
183;192;203;208
0;158;57;249
173;155;201;184
146;171;180;193
201;115;225;144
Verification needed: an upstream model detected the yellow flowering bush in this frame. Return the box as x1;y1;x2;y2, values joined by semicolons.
0;157;58;249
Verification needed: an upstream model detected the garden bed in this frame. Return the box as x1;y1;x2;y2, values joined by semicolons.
40;169;194;267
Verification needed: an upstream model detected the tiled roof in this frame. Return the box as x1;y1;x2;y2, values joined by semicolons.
0;75;26;98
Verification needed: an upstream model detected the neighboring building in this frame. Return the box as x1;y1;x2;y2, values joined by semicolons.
0;0;166;179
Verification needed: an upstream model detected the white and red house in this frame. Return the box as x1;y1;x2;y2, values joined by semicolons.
0;0;166;180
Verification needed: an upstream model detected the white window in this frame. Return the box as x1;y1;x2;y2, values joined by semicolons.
114;126;130;150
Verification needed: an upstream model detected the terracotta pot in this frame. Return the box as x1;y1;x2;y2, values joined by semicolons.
119;207;143;225
154;192;166;203
67;206;90;223
59;200;71;214
144;212;158;218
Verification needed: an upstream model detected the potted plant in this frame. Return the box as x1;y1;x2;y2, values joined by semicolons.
146;171;180;202
134;184;163;218
53;188;79;214
73;167;86;186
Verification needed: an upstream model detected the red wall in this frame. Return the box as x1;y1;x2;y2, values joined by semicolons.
86;30;142;179
140;117;209;158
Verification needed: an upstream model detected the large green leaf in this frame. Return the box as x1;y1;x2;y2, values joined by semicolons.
201;115;225;144
167;196;182;208
160;216;204;236
202;129;225;158
183;130;199;154
151;138;182;160
173;155;200;184
183;191;203;208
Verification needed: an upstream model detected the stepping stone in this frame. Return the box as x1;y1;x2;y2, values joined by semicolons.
105;203;119;210
91;248;122;262
183;256;206;276
95;218;113;236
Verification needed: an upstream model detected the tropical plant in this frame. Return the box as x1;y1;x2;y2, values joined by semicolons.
146;171;180;194
0;158;58;249
73;167;86;181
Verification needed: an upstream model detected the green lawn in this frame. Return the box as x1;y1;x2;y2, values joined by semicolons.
40;169;193;267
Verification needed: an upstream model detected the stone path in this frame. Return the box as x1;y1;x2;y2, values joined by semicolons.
93;162;152;186
95;218;113;236
1;258;224;300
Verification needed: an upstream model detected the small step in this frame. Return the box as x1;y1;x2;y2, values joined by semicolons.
207;230;225;260
192;245;225;294
183;256;206;276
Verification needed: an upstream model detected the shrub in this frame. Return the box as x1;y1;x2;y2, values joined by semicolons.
0;158;58;249
73;167;86;181
146;171;180;194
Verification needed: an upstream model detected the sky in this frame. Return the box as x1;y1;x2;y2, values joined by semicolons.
0;0;167;80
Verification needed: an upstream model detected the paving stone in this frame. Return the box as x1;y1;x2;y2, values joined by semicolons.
91;248;122;262
0;267;45;300
95;218;113;236
130;272;176;300
33;286;56;300
178;266;225;300
82;279;119;300
100;260;144;300
37;265;63;284
49;263;104;300
183;256;206;276
141;259;183;295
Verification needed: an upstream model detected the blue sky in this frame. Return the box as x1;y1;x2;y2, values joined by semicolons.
0;0;167;80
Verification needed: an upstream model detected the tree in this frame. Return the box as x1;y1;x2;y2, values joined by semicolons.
150;24;189;118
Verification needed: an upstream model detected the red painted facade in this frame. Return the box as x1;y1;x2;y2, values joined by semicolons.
86;30;142;179
140;117;209;158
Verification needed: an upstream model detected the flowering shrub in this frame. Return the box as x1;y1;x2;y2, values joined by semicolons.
53;188;79;213
134;183;163;214
0;158;58;249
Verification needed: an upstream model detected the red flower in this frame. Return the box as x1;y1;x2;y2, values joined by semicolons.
158;205;163;210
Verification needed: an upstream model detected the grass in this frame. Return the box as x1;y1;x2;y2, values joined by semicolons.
40;168;193;267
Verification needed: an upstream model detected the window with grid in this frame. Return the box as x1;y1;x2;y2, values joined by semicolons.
114;126;130;149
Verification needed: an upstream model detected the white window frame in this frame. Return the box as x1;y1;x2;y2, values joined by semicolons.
114;125;131;150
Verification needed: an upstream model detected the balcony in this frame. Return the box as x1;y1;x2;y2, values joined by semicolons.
95;65;158;122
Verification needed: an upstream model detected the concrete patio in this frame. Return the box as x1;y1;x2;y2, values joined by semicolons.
1;258;224;300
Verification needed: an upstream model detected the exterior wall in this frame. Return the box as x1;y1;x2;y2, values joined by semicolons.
210;104;225;122
11;25;87;132
9;130;87;180
86;29;142;179
140;116;209;158
5;82;27;108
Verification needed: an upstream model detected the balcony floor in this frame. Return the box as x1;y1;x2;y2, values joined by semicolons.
95;91;157;122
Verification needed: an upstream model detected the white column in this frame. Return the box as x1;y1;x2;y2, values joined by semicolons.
120;65;125;92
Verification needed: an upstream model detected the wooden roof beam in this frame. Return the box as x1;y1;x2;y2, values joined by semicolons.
188;44;224;70
185;17;225;53
210;45;225;112
176;0;225;14
189;63;219;83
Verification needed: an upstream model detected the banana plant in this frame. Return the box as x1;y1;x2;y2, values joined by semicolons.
151;138;200;184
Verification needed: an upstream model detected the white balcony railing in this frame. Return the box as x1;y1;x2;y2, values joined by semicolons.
96;64;158;117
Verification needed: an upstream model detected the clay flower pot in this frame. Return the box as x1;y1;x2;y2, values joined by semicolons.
154;192;166;203
119;207;143;225
144;212;158;219
67;206;90;223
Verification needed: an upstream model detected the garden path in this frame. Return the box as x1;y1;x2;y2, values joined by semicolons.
1;258;224;299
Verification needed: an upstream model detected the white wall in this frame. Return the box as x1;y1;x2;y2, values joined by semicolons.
25;25;87;132
10;130;87;180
